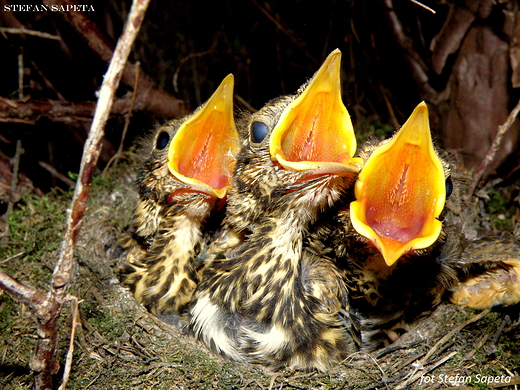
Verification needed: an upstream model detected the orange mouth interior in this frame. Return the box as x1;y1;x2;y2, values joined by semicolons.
350;102;446;265
270;49;363;176
168;74;240;199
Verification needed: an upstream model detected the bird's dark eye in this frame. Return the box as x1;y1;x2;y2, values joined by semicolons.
445;176;453;198
251;121;269;143
156;131;170;150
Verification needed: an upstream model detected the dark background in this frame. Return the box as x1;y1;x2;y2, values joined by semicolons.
0;0;519;213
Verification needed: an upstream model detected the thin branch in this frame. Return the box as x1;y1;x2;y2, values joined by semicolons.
52;0;151;298
409;0;436;14
466;98;520;201
0;96;152;123
58;297;80;390
249;0;320;67
0;268;53;317
0;251;25;264
104;61;141;173
30;60;67;101
234;93;257;113
18;53;24;100
0;118;34;124
119;61;140;155
38;161;76;188
0;1;152;388
421;309;489;366
173;50;221;94
396;351;458;389
42;0;190;119
342;352;389;384
383;0;438;101
0;27;62;40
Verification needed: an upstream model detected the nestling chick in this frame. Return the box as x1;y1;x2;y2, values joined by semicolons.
327;102;462;351
328;102;520;351
119;75;240;321
188;49;362;371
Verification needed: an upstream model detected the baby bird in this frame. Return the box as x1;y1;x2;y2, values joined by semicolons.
328;102;462;351
188;49;362;371
119;75;240;321
328;102;520;351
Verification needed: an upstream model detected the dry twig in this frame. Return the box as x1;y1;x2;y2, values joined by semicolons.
409;0;436;14
395;309;490;389
18;53;24;100
42;0;190;119
0;0;151;388
0;27;62;40
397;351;458;389
104;62;141;173
58;297;80;390
38;161;76;188
383;0;438;101
249;0;319;67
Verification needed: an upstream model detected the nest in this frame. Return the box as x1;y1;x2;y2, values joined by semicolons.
1;158;519;390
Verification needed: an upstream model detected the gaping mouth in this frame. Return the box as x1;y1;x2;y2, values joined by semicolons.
350;102;446;266
167;74;240;199
269;49;363;177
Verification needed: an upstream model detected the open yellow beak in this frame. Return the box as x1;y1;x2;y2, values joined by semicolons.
167;74;240;199
350;102;446;266
269;49;363;176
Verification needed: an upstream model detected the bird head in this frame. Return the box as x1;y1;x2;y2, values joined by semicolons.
228;50;363;229
350;102;450;266
134;74;240;237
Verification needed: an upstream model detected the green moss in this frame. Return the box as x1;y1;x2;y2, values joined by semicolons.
3;193;68;261
85;307;126;341
484;186;517;231
0;293;16;335
354;117;394;144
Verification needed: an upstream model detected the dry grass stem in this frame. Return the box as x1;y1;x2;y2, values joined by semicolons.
410;0;436;13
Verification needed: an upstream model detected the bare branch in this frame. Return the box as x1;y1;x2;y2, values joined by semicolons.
395;309;490;389
409;0;436;14
0;26;62;40
0;1;153;388
18;54;24;100
52;0;151;298
38;161;76;188
0;95;160;123
383;0;438;101
0;98;96;123
58;297;80;390
0;268;51;316
249;0;320;67
42;0;190;119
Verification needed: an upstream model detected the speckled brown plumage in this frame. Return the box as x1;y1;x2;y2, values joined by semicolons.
118;75;240;321
188;50;362;371
310;102;520;352
304;102;463;351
